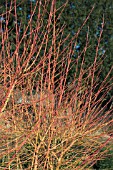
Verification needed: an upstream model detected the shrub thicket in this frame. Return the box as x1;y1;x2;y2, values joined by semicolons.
0;1;113;169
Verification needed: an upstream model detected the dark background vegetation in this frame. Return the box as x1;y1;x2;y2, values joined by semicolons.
0;0;113;169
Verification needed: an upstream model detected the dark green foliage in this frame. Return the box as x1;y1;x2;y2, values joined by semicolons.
93;147;113;169
60;0;113;81
1;0;113;83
